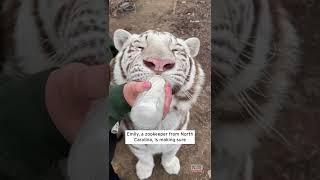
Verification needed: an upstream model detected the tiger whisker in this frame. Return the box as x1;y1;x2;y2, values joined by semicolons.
240;91;294;150
235;93;274;139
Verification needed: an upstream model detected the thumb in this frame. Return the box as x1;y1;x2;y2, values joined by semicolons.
132;81;152;93
163;82;172;119
123;81;151;106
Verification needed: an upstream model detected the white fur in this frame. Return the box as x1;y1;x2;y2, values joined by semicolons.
113;29;132;51
184;37;200;57
112;29;205;179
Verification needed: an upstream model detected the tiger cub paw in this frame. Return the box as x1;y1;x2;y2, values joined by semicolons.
136;160;154;179
162;156;180;175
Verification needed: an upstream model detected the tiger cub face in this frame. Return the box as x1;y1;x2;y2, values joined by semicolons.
111;29;205;108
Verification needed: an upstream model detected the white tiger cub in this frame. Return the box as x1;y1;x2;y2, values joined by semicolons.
110;29;205;179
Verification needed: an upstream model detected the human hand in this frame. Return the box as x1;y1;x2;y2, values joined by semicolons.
123;80;173;119
45;63;172;144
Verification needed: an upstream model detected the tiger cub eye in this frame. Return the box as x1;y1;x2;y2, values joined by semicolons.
172;49;179;52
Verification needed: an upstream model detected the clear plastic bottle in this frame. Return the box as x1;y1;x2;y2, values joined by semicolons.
130;75;166;129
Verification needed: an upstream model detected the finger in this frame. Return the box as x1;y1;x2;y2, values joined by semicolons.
132;81;151;93
163;82;172;119
123;83;135;106
123;81;151;106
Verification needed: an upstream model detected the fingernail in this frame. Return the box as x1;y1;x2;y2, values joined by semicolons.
162;111;167;120
166;84;172;92
143;81;151;89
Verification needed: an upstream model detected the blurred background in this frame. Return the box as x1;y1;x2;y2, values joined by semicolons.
254;1;320;179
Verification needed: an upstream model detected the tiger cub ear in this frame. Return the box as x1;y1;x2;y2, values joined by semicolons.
113;29;132;50
184;37;200;57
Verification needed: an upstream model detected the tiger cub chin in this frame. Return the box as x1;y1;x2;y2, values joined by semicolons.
110;29;205;179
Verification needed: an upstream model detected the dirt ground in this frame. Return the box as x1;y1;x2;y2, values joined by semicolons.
109;0;211;179
254;1;320;180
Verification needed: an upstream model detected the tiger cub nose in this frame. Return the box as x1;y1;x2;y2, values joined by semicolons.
143;58;175;72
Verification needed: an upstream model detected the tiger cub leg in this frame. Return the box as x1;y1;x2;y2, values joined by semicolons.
161;145;181;175
129;145;154;179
